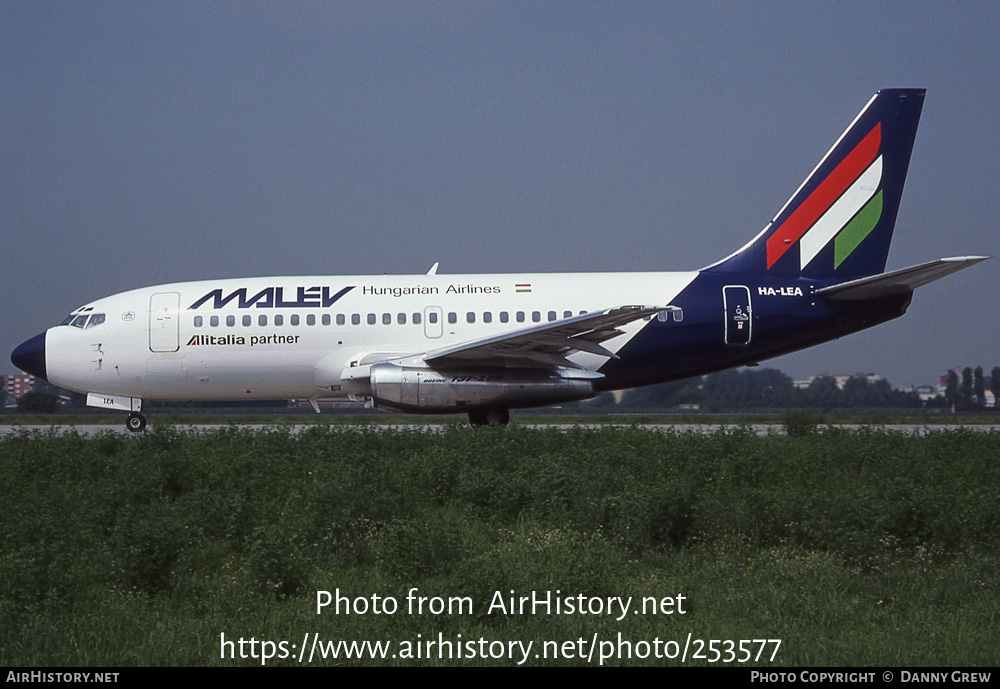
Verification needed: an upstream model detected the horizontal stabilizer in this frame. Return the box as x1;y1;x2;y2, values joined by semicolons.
814;256;989;301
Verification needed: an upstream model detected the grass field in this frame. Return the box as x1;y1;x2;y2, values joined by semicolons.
5;406;1000;428
2;425;998;666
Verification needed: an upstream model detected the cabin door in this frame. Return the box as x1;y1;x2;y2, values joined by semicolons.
723;285;752;346
149;292;180;352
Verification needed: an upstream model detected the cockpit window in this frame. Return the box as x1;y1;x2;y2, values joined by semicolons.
61;312;106;329
61;306;95;328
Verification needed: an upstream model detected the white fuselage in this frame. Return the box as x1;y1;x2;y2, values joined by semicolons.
45;271;698;403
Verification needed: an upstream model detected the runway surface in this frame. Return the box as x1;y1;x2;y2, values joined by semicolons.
2;422;998;436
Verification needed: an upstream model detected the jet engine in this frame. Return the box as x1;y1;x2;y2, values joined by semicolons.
365;362;598;413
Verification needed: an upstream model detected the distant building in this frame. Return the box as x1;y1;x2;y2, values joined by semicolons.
792;373;882;390
2;374;36;405
938;366;964;394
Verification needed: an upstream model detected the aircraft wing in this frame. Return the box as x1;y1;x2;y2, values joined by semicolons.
815;256;989;301
423;305;674;369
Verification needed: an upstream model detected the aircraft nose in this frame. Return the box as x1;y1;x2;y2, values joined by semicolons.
11;332;47;380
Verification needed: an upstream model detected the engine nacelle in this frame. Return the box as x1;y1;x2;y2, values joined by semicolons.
368;363;598;413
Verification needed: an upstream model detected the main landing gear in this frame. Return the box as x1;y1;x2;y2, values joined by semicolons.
126;412;147;433
468;408;510;426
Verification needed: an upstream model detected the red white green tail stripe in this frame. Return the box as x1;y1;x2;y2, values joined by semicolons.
766;123;884;271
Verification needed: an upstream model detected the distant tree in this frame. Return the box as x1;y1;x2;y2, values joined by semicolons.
945;370;959;411
992;367;1000;412
923;394;950;410
619;378;702;408
698;368;797;409
16;391;58;413
867;378;898;407
961;367;974;410
974;366;986;410
842;375;870;407
804;376;841;409
755;368;796;407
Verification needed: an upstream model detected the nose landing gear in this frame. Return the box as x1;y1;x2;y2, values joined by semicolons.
83;393;146;432
126;412;147;432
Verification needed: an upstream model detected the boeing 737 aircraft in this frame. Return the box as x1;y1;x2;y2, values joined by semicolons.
10;89;987;430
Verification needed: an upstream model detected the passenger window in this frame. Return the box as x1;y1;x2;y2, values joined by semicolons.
243;315;252;327
336;314;345;326
291;315;300;326
210;316;219;327
382;313;391;325
397;313;406;325
547;311;556;321
194;316;203;328
227;315;236;327
352;314;361;325
322;314;331;326
516;311;525;323
532;311;541;323
259;315;267;326
483;312;492;324
448;312;457;324
429;312;438;324
275;314;284;326
367;314;376;325
563;311;572;319
307;314;315;326
500;311;509;323
466;312;475;324
413;312;422;325
673;309;684;322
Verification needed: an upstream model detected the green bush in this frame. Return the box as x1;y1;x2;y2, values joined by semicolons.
2;425;999;665
781;411;823;436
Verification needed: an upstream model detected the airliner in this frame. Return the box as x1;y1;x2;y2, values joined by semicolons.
10;89;987;430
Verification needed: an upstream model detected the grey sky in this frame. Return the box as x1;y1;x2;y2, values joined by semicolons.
3;2;997;388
